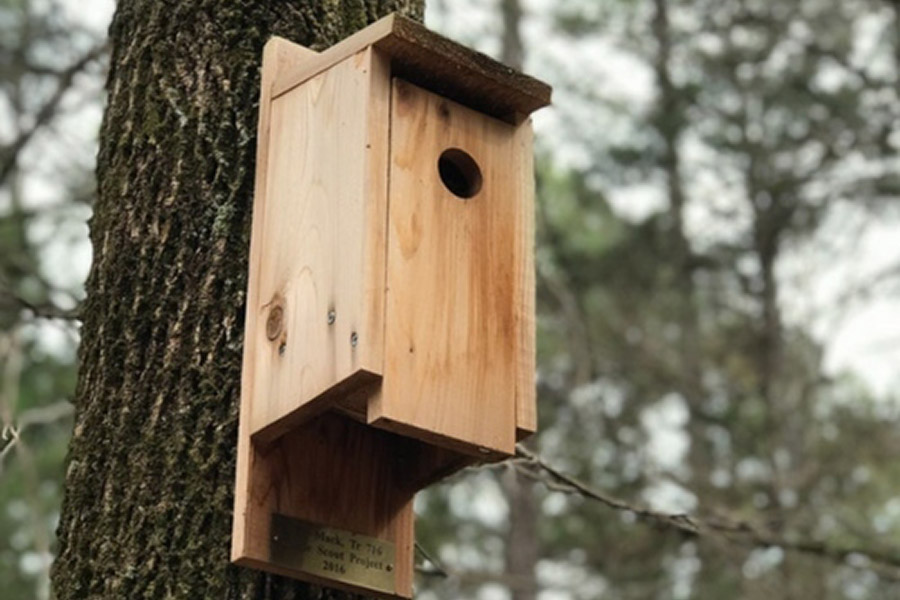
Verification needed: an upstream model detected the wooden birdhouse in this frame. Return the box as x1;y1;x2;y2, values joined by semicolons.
232;14;551;598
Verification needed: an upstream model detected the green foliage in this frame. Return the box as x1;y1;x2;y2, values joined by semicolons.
0;0;100;597
0;350;73;600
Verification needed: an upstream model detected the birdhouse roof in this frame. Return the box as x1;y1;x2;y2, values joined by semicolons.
272;13;552;123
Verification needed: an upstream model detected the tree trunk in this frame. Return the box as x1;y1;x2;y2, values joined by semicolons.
503;468;538;600
51;1;423;598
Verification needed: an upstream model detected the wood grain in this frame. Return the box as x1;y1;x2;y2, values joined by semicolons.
515;124;537;440
235;412;417;598
247;47;389;443
273;14;551;123
233;35;317;563
234;41;442;600
370;79;534;457
235;30;540;598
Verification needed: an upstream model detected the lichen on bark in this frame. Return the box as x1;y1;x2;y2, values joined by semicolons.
52;1;423;598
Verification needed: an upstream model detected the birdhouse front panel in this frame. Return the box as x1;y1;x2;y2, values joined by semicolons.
366;79;534;457
246;48;391;443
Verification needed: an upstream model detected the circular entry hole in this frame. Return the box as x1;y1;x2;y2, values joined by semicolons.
438;148;483;199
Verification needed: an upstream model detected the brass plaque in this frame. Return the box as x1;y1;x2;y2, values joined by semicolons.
270;514;395;595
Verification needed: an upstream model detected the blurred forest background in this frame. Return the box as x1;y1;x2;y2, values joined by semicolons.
3;0;900;598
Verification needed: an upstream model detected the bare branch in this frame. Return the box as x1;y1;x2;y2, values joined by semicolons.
0;42;108;185
0;287;82;321
0;427;20;470
18;401;74;430
0;330;22;436
0;401;73;475
514;446;900;581
415;542;450;578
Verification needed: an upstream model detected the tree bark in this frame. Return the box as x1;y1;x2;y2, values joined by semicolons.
499;0;524;70
51;1;423;598
503;468;538;600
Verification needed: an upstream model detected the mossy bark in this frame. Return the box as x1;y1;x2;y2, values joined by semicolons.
52;1;423;598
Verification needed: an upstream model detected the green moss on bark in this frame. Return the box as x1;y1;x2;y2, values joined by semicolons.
52;1;423;599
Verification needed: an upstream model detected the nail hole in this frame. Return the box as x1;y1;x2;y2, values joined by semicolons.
438;148;482;199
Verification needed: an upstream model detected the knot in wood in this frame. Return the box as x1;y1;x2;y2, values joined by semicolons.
266;305;284;341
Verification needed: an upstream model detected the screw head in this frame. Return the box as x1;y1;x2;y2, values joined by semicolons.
327;310;336;325
350;332;358;347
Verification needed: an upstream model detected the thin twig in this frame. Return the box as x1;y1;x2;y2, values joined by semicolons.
0;42;108;184
415;541;451;578
0;427;20;471
0;330;74;475
514;445;900;581
0;330;23;461
17;401;74;430
0;288;82;321
0;402;75;476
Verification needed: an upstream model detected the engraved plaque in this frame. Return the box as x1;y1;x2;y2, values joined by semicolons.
270;514;396;594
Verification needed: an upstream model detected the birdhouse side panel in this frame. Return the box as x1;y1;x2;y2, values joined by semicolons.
233;34;317;565
515;123;537;440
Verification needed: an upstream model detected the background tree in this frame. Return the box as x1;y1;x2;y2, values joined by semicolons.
0;1;104;597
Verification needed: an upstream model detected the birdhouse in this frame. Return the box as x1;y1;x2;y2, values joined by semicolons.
232;14;551;598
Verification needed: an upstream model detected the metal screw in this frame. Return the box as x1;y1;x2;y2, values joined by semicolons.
350;332;358;347
278;342;286;356
327;309;336;325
